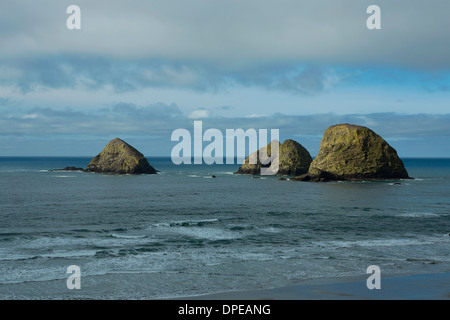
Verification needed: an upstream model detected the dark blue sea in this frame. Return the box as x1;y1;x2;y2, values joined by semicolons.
0;157;449;299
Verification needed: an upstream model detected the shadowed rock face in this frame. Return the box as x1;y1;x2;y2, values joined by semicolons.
85;138;157;174
235;139;312;175
295;124;410;181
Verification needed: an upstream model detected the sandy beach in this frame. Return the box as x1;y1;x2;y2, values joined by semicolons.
182;272;450;300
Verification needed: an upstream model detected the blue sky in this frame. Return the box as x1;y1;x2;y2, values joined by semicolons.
0;0;449;157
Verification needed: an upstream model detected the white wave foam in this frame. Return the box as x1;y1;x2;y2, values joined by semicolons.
316;235;449;249
259;227;281;233
12;235;151;252
110;234;147;239
149;219;242;240
151;218;219;228
0;249;98;262
173;227;241;240
399;212;443;218
42;249;97;259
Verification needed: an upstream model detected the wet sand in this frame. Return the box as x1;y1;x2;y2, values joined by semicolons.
181;272;450;300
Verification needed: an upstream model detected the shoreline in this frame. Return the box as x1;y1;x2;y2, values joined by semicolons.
176;272;450;300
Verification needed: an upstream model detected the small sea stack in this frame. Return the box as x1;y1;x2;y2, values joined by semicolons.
235;139;312;176
85;138;157;174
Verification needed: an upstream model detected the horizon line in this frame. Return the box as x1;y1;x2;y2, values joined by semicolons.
1;156;450;160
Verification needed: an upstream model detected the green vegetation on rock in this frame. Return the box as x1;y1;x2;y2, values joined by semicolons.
236;139;312;175
86;138;157;174
296;124;410;181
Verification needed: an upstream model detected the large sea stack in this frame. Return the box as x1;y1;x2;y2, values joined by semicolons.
85;138;157;174
236;139;312;175
294;124;410;181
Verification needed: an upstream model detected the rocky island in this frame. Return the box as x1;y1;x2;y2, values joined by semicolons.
292;124;411;181
236;139;312;175
53;138;157;174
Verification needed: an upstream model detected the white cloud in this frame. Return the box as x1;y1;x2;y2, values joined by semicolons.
21;113;38;119
188;109;210;119
245;114;267;118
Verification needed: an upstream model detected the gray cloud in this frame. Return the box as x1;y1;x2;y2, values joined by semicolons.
1;102;449;156
0;54;353;94
6;54;444;97
109;102;182;118
0;102;188;138
4;105;449;137
0;97;11;106
1;0;450;68
0;56;230;93
0;0;449;94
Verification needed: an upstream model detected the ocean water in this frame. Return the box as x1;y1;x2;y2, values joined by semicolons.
0;157;449;299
